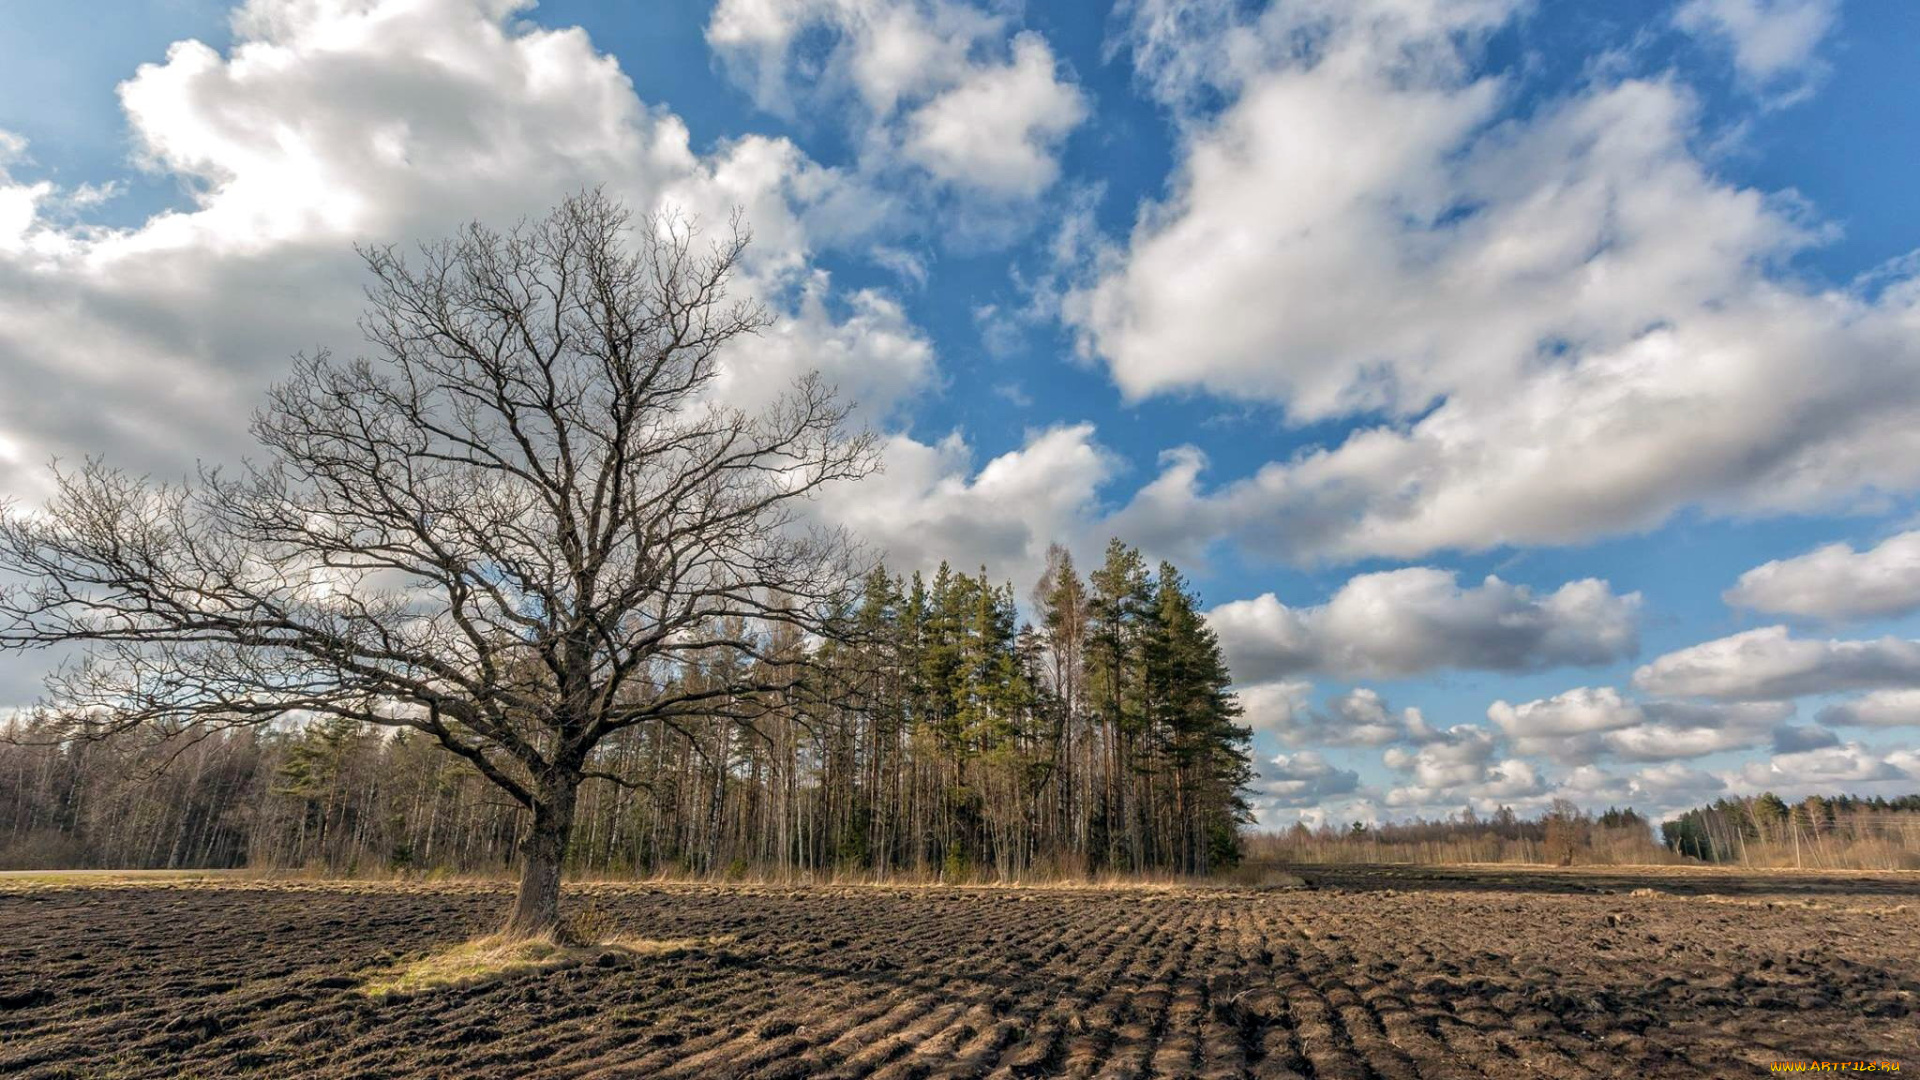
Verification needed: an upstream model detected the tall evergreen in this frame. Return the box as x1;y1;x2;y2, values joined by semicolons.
1146;562;1253;872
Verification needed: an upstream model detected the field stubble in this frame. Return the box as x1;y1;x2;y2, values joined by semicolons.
0;866;1915;1078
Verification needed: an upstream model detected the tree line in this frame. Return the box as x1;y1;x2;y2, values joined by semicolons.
1245;802;1671;866
1660;792;1920;870
1;540;1253;880
1241;793;1920;871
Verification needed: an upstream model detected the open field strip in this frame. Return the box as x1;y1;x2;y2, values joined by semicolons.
0;867;1915;1078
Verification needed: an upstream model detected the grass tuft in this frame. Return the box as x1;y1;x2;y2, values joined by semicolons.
358;932;735;998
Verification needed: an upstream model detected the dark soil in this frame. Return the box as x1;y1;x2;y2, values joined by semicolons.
1;867;1914;1077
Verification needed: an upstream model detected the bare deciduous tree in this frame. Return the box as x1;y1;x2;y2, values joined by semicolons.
0;190;876;936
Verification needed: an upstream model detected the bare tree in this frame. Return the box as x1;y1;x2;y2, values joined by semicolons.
0;191;877;936
1543;798;1589;867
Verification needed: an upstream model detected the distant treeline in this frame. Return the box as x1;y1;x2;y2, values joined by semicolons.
0;541;1253;880
1247;793;1920;871
1659;793;1920;871
1247;802;1676;866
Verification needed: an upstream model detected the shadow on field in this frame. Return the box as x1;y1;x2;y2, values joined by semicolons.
1277;863;1920;898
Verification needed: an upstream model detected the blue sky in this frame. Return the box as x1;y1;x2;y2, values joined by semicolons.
3;0;1919;826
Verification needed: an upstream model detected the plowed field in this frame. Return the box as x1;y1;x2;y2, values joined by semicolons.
1;867;1915;1078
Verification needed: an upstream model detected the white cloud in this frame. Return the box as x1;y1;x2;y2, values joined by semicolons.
1118;0;1517;119
1091;13;1821;417
1390;760;1544;810
1381;724;1548;809
1633;626;1920;701
1489;686;1644;738
1254;751;1361;808
1601;719;1772;763
1323;687;1437;746
1725;531;1920;622
1490;686;1786;763
1555;764;1632;803
716;273;937;424
1071;0;1920;562
115;0;700;252
1674;0;1839;90
1289;693;1771;815
0;133;58;256
1817;688;1920;729
1382;749;1741;819
1207;568;1639;681
1737;741;1914;787
1383;725;1497;793
901;32;1088;199
1246;685;1437;747
707;0;1086;203
708;0;998;116
0;0;942;508
1380;750;1730;820
1238;679;1314;738
815;423;1119;586
1253;797;1385;832
1626;761;1725;804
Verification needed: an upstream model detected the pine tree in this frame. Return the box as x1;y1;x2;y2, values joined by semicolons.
1145;563;1251;872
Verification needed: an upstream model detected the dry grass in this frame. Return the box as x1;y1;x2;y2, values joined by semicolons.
567;871;1227;894
358;932;736;998
0;868;257;891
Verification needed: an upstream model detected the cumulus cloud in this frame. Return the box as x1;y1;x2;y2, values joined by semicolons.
715;274;936;424
1380;723;1549;810
1601;717;1776;763
1633;627;1920;701
1383;725;1497;796
1321;688;1439;746
1072;0;1920;563
1238;679;1313;738
1725;531;1920;622
1207;569;1639;681
709;0;996;114
1738;742;1915;787
1489;686;1644;738
707;0;1086;203
0;133;57;256
1245;685;1436;747
1817;689;1920;729
814;424;1119;586
1387;752;1739;819
1117;0;1517;119
901;32;1088;199
0;0;939;508
1325;700;1766;816
1389;760;1545;811
1253;751;1361;808
1625;761;1726;804
1489;687;1786;763
1674;0;1839;92
1384;753;1726;819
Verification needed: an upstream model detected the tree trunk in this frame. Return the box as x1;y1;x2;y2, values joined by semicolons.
505;772;579;939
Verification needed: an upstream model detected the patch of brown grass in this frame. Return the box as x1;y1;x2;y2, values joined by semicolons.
0;868;257;892
357;932;736;998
